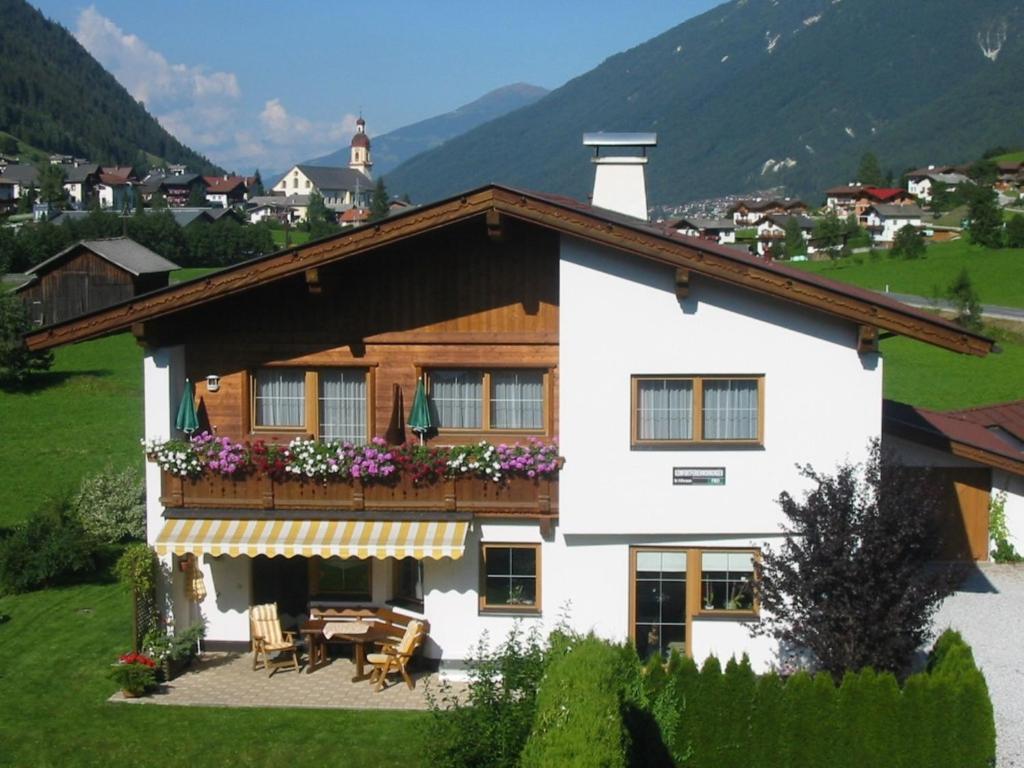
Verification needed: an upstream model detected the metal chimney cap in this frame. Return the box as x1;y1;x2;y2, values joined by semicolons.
582;132;657;147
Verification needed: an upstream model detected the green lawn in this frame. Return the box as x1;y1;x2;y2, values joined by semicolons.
171;267;223;283
270;229;311;248
0;584;428;767
993;150;1024;165
793;240;1024;307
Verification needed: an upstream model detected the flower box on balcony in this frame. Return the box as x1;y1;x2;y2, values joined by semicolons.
161;471;267;509
456;476;555;515
272;478;357;510
361;475;454;511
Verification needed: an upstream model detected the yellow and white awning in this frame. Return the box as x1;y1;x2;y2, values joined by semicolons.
155;518;469;560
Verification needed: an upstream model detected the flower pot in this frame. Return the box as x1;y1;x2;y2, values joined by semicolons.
121;689;143;699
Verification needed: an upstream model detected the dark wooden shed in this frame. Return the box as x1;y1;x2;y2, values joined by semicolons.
16;237;179;326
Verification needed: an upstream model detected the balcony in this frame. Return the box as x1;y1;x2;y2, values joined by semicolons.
160;470;557;519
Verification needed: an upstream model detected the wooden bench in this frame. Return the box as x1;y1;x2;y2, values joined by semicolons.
309;606;424;646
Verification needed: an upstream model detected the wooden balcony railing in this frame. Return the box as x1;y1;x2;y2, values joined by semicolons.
160;470;557;518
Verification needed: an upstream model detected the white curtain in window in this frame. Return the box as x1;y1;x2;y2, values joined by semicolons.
637;379;693;440
703;380;758;439
255;370;305;427
319;370;366;443
431;370;483;429
491;371;544;429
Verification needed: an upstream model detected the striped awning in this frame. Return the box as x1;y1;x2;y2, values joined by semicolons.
154;518;469;560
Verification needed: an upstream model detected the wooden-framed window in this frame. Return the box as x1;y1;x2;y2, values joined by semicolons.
630;547;759;660
251;367;371;441
631;375;764;446
391;557;424;612
479;543;541;613
309;557;372;601
428;368;547;433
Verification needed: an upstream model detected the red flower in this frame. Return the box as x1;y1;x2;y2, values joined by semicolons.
118;651;156;667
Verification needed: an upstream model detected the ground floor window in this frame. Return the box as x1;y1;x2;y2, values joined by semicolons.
392;557;424;611
480;543;541;613
309;557;372;602
630;547;758;659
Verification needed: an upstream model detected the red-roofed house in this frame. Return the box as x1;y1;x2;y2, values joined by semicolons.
204;176;249;208
339;207;370;227
96;166;137;211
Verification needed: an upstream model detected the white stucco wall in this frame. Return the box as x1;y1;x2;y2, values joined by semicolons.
992;470;1024;555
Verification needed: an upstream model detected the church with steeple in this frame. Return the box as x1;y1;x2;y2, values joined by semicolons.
349;116;373;179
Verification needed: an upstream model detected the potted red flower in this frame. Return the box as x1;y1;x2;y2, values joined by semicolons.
108;651;158;698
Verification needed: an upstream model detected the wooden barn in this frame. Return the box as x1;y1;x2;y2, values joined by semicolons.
16;237;179;327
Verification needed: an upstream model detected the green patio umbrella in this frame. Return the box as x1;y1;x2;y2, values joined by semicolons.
408;378;433;445
175;378;199;435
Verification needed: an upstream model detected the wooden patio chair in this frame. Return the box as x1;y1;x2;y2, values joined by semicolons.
250;603;300;677
366;619;428;692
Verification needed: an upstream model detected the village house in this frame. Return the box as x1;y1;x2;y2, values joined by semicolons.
862;203;925;245
668;216;737;245
906;166;972;203
60;162;101;208
726;198;807;226
823;184;916;220
0;163;39;210
23;136;992;674
247;194;310;224
204;175;250;208
753;213;816;257
139;170;207;207
95;166;136;211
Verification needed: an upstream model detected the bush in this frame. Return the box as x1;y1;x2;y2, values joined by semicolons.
0;500;98;593
1007;213;1024;248
0;289;53;388
520;636;644;768
72;466;146;543
891;224;925;259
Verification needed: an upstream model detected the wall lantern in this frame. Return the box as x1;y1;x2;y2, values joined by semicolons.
205;374;221;393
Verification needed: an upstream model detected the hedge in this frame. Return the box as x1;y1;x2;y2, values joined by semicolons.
526;630;995;768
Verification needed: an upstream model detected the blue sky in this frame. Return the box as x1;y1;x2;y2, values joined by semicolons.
29;1;720;173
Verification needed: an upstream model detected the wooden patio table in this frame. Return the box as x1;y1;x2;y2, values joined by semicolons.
299;619;394;679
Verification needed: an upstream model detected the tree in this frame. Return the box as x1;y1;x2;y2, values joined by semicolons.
37;163;67;205
890;224;924;259
965;185;1003;247
369;177;390;222
782;217;806;258
857;152;884;187
0;135;18;155
947;268;983;332
187;183;208;207
1005;213;1024;248
249;169;264;197
150;189;168;209
754;442;960;680
967;158;998;186
305;192;339;240
812;209;843;256
16;185;36;214
0;289;54;388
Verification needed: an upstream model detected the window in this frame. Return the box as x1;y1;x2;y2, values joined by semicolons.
630;547;758;660
252;368;369;440
392;558;424;611
309;557;371;601
305;179;311;189
632;376;762;446
480;543;540;613
429;368;547;433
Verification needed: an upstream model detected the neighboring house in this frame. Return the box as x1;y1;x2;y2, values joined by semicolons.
61;162;101;208
24;165;990;673
863;203;924;245
906;166;972;203
0;163;40;209
823;184;864;218
824;184;915;220
247;194;310;224
727;199;807;226
669;216;737;245
15;237;178;326
96;166;136;211
139;171;207;207
754;213;816;256
339;207;370;227
204;176;249;208
883;399;1024;560
994;162;1024;194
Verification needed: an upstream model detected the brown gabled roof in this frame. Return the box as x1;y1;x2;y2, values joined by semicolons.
825;184;865;196
883;399;1024;476
22;184;993;356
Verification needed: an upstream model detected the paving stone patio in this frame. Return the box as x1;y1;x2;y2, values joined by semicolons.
109;651;463;710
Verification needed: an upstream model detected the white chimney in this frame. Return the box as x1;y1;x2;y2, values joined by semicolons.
583;132;657;220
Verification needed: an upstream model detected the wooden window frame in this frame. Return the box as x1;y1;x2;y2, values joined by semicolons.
424;366;551;437
249;366;374;441
479;542;542;615
630;374;765;448
628;546;760;658
308;556;372;602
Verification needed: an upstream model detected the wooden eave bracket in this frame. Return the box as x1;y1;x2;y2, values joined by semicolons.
675;268;691;300
486;209;504;242
857;325;879;354
305;268;322;294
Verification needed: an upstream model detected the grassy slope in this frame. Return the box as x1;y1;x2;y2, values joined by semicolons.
0;584;427;767
792;241;1024;307
993;150;1024;164
270;229;311;248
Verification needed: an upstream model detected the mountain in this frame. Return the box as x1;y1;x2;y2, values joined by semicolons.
0;0;222;173
307;83;548;175
384;0;1024;206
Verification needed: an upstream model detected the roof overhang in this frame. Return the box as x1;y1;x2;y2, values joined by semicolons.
23;185;993;357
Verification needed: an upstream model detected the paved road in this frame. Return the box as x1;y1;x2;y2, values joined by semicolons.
886;291;1024;323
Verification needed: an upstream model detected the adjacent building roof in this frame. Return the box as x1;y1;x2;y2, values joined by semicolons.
62;163;100;184
883;399;1024;476
669;216;736;231
248;194;310;209
866;204;925;218
824;184;865;197
98;166;134;185
295;165;371;192
861;187;910;202
24;237;179;278
22;184;993;356
204;176;247;194
728;198;806;213
758;214;816;230
0;163;40;186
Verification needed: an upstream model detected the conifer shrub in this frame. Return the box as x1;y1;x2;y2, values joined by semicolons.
717;656;756;768
834;669;900;768
749;673;785;768
782;672;838;767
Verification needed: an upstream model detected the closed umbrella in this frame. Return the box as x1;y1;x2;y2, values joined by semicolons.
175;379;199;435
408;378;433;445
384;383;406;446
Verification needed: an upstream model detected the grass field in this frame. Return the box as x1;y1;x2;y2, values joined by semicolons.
171;267;222;283
270;229;311;248
792;240;1024;307
993;150;1024;165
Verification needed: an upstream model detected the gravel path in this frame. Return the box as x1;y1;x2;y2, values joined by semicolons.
932;564;1024;767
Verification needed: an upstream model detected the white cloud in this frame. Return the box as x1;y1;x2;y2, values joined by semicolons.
73;6;359;171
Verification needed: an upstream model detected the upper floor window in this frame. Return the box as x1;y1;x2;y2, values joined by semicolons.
252;368;368;442
632;375;762;446
428;368;546;433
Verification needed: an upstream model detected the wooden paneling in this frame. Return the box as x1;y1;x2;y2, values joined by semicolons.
933;468;992;561
182;219;560;445
18;248;136;325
